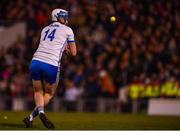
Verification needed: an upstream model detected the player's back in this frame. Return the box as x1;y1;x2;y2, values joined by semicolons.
33;22;74;67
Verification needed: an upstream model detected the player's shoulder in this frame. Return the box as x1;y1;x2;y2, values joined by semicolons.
41;24;50;31
42;22;73;34
61;24;73;32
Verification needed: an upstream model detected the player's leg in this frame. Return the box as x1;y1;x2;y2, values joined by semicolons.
29;80;55;129
38;63;59;129
23;60;45;127
23;80;44;127
43;65;59;106
38;82;57;129
33;80;45;113
44;82;58;106
28;79;49;122
38;80;57;106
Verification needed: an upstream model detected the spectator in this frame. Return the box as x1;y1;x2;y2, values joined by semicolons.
0;0;179;101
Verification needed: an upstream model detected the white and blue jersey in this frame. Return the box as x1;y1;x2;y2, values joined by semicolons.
30;22;75;84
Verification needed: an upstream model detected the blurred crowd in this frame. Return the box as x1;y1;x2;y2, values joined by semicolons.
0;0;179;100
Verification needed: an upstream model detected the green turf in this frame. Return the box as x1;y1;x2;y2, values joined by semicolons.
0;111;180;130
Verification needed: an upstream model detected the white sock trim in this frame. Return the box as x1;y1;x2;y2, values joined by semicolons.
39;110;44;114
29;114;33;121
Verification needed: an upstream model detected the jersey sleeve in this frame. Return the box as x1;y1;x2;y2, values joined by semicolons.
67;28;75;43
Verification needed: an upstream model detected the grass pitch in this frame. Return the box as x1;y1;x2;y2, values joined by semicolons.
0;111;180;130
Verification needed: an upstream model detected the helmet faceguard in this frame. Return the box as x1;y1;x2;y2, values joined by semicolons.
56;11;68;21
52;9;68;24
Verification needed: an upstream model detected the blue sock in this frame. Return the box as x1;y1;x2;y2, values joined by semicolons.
29;108;38;121
37;106;44;114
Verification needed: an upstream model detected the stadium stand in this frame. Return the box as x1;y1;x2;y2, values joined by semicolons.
0;0;179;112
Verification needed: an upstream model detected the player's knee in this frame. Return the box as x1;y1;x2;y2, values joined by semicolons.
45;93;53;100
33;80;43;92
45;88;55;96
45;83;57;95
34;85;43;92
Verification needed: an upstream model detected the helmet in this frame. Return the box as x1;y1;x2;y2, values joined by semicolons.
51;9;68;22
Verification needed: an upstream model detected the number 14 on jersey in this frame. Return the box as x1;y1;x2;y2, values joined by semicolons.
43;29;56;41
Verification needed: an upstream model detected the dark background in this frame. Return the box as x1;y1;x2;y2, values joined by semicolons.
0;0;179;111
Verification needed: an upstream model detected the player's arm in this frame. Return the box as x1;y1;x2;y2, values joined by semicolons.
67;28;77;56
68;42;77;56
